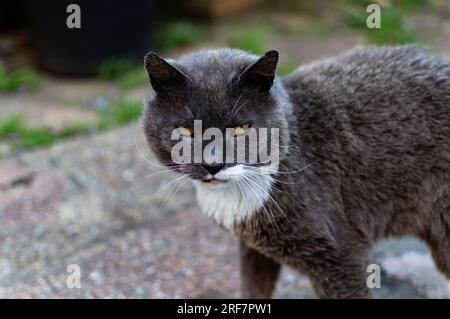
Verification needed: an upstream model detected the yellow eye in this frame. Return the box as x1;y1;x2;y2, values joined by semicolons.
178;127;193;137
233;123;250;135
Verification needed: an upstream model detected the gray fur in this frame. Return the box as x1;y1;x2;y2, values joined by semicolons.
142;46;450;298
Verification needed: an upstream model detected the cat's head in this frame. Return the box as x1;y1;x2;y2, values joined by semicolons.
142;48;291;188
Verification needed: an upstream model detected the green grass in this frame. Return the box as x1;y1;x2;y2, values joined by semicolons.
296;20;334;37
346;5;419;45
346;0;432;11
156;21;207;51
99;99;143;128
277;60;298;76
0;115;93;151
367;7;418;45
0;115;25;138
396;0;432;11
0;100;143;152
0;65;40;93
98;58;139;80
346;8;369;30
98;58;148;90
228;27;273;55
117;68;148;90
226;26;297;75
18;127;57;150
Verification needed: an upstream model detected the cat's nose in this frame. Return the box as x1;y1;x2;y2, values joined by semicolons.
203;164;225;175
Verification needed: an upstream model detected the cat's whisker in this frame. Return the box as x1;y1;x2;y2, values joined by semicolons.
231;99;248;118
244;169;293;189
243;173;283;218
234;179;246;211
243;166;298;185
258;153;281;163
261;202;279;233
234;177;248;211
229;94;243;116
147;174;190;204
141;168;177;180
159;175;190;212
237;175;279;233
243;173;296;230
270;160;318;175
231;180;243;209
185;105;194;119
250;160;318;175
133;134;169;169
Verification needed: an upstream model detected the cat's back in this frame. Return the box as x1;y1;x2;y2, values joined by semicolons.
283;46;450;109
282;45;450;147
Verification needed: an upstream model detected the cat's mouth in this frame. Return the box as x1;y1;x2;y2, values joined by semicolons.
201;177;228;185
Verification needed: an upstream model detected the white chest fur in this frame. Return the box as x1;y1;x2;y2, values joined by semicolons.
192;165;274;230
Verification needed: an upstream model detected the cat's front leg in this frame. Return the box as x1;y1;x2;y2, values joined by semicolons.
240;240;281;298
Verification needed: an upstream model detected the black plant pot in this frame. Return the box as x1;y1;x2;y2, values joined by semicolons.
25;0;155;75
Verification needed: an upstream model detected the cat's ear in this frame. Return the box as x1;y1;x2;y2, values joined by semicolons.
144;52;189;96
237;50;279;92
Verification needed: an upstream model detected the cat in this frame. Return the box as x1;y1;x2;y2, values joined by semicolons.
142;46;450;298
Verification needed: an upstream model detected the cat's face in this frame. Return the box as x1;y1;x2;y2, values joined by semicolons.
142;49;289;189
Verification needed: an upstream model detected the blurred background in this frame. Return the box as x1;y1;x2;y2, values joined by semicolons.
0;0;450;298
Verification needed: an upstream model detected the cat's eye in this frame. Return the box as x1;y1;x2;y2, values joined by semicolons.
178;126;193;137
233;123;251;135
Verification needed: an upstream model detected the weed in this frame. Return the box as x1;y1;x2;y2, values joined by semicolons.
0;66;40;93
156;21;207;51
118;68;148;90
99;99;143;128
98;58;139;80
277;60;298;76
228;27;273;55
0;114;95;151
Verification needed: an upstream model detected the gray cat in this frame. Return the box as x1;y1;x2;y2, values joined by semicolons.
142;46;450;298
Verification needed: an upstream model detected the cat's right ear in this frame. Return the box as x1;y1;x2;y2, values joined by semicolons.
236;50;279;93
144;52;189;96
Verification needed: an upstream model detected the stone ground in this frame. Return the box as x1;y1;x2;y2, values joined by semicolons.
1;10;450;298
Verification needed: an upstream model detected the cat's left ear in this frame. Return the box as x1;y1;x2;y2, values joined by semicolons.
144;52;189;96
237;50;279;92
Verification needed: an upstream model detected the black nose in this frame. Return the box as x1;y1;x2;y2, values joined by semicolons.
203;164;225;175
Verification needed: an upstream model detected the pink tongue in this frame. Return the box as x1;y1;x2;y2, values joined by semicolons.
209;178;221;185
